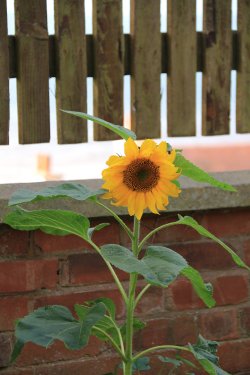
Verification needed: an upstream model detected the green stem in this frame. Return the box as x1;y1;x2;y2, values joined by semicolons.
93;326;126;361
132;345;191;362
138;221;179;252
124;217;140;375
96;200;134;240
88;239;128;304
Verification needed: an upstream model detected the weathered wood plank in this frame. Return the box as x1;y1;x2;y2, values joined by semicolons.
54;0;87;144
93;0;123;141
15;0;50;144
130;0;161;139
236;0;250;133
202;0;232;135
0;0;9;144
167;0;196;137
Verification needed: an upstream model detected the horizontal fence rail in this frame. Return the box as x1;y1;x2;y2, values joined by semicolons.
1;0;250;145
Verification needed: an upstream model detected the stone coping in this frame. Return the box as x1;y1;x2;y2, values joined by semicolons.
0;170;249;221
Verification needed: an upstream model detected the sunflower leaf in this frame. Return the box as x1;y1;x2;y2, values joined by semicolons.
181;266;216;308
4;207;90;239
8;183;105;206
177;215;250;271
189;335;230;375
62;111;136;140
101;244;188;287
174;153;236;192
11;304;106;362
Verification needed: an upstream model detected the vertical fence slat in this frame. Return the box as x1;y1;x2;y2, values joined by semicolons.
15;0;50;144
202;0;232;135
167;0;196;137
55;0;87;144
0;0;9;144
93;0;123;141
236;1;250;133
130;0;161;139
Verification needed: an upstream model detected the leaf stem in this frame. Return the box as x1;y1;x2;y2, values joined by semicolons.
134;284;151;308
88;239;128;304
133;345;191;362
138;221;179;251
93;326;126;361
96;201;134;240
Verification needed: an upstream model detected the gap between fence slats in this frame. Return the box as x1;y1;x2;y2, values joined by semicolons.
93;0;123;141
202;0;232;135
167;0;196;137
15;0;50;144
130;0;161;139
54;0;87;144
0;0;9;145
236;0;250;133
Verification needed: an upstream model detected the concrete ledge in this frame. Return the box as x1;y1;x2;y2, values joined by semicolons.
0;170;250;221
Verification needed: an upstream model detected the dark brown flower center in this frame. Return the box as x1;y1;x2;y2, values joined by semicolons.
123;158;160;192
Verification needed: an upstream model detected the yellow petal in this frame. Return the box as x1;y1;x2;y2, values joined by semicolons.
139;139;157;157
127;192;137;216
124;138;139;159
145;191;159;214
134;193;146;220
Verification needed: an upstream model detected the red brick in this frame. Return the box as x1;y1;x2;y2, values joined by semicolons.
16;336;106;366
218;339;250;373
240;306;250;336
141;314;197;348
141;318;170;348
34;230;89;253
135;286;164;315
34;219;120;254
202;209;250;238
0;225;29;257
171;240;236;270
34;288;125;319
140;214;202;245
169;277;205;311
17;354;121;375
0;296;29;331
243;237;250;266
0;259;58;293
214;273;249;305
0;333;12;368
68;253;128;285
198;309;239;340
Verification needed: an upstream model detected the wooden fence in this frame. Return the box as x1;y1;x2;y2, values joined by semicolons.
0;0;250;145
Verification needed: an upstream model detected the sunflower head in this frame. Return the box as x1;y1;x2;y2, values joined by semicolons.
102;138;181;220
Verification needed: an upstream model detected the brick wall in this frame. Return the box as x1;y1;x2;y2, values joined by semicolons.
0;207;250;375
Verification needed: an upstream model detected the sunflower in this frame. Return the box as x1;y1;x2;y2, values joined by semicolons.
102;138;181;220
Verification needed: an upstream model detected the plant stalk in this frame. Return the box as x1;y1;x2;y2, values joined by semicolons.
123;217;140;375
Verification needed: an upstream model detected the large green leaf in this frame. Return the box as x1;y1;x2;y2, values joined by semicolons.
62;110;136;140
189;335;230;375
177;215;250;271
11;304;106;362
181;266;215;308
9;183;105;206
101;244;188;287
4;207;90;238
175;153;236;192
75;303;119;346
